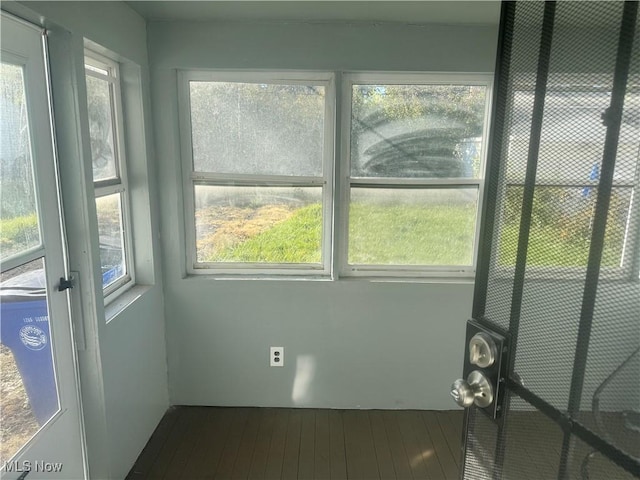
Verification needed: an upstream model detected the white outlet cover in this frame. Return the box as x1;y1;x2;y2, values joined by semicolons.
270;346;284;367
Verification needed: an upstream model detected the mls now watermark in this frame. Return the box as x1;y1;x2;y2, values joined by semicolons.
3;460;63;473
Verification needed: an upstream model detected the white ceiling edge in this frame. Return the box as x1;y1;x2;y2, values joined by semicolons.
125;1;502;26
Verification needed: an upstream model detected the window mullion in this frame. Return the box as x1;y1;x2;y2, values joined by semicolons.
94;183;125;197
349;178;482;188
191;172;326;186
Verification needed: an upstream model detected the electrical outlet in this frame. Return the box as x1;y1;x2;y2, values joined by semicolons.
270;347;284;367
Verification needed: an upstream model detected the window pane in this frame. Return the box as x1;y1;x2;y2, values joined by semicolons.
507;88;640;184
194;185;323;264
95;194;126;288
189;82;325;176
1;258;60;462
351;84;487;178
86;74;118;181
499;186;633;269
0;63;40;260
349;188;479;266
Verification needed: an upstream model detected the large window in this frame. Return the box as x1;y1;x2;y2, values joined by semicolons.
343;73;492;277
179;71;491;278
179;72;334;275
85;51;134;296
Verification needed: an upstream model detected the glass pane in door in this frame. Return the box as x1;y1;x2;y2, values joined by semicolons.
0;258;60;463
0;62;40;260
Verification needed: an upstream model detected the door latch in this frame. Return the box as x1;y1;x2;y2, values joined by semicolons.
58;275;75;292
451;319;509;419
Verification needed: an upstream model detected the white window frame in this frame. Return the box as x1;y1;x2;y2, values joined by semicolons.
340;72;494;278
178;70;335;277
490;75;640;281
84;50;135;300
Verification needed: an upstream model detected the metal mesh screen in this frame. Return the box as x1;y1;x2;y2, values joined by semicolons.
483;1;544;330
569;436;638;480
500;395;564;479
467;1;639;479
579;7;640;462
463;408;498;479
512;0;625;411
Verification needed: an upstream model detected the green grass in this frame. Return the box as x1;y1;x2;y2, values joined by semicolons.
205;203;626;268
348;202;476;265
0;214;39;258
215;204;323;263
212;202;477;265
498;224;623;268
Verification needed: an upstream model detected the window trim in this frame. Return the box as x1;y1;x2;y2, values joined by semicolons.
339;72;494;278
178;70;336;277
84;50;135;301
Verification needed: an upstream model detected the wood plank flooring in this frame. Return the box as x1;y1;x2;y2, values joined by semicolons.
126;407;464;480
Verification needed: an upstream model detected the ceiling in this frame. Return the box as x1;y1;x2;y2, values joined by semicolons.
126;1;501;25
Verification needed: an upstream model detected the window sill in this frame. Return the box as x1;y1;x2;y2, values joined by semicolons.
105;284;153;323
339;275;475;285
184;273;334;282
182;273;475;285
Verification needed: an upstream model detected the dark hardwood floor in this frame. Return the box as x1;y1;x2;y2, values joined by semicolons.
126;407;464;480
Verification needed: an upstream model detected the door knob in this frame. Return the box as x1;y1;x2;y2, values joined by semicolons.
450;370;494;408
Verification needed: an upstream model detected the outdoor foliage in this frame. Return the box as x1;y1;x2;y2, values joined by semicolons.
348;202;476;265
499;186;629;267
0;214;39;259
197;202;478;266
210;204;323;263
195;186;630;268
352;85;486;134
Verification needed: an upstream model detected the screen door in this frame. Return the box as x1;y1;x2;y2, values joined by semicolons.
461;1;639;479
1;12;86;480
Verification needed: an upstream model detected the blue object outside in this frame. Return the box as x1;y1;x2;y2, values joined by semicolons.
102;265;123;287
582;162;600;197
0;270;59;425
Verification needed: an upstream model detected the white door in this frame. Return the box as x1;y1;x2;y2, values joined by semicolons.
1;12;86;480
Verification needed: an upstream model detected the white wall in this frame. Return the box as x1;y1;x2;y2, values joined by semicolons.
8;2;170;478
149;20;499;410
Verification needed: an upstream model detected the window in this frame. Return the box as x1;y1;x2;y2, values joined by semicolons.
342;73;492;277
179;71;492;278
84;51;134;296
179;71;334;276
497;77;640;278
